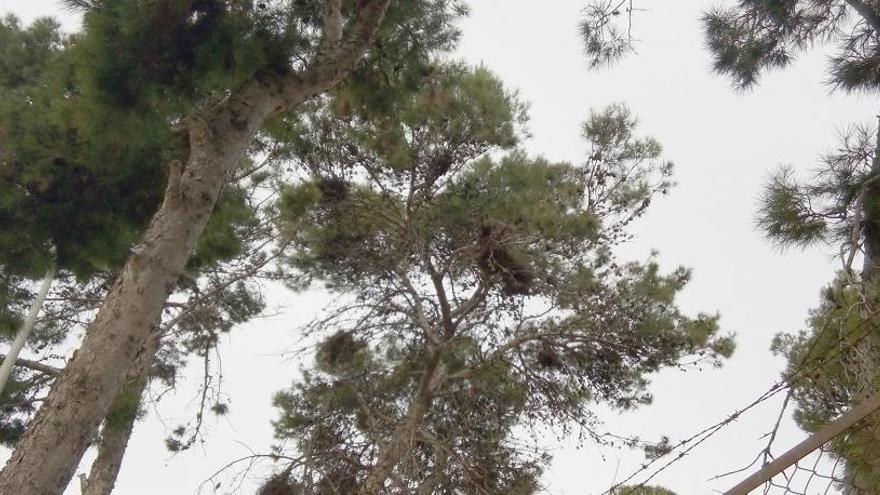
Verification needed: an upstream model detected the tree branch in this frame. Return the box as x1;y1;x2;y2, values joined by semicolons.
844;0;880;34
277;0;393;110
0;355;62;377
361;349;442;494
428;269;455;338
393;269;441;344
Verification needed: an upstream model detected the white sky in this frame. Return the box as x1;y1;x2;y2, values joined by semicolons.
1;1;875;493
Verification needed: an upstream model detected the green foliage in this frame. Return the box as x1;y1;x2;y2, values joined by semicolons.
702;1;876;91
583;1;880;93
267;64;732;492
579;0;880;489
0;368;38;447
74;0;303;110
0;15;62;88
0;0;466;278
335;0;467;116
0;274;30;339
0;11;267;304
756;125;877;250
187;185;260;272
757;167;828;247
579;1;636;68
772;277;880;491
0;15;166;277
0;13;270;451
0;0;468;468
103;380;144;432
700;3;880;487
278;64;527;288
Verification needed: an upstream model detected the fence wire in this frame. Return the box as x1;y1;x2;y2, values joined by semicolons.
760;440;847;495
729;419;879;495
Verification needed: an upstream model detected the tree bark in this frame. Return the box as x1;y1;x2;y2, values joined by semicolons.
79;330;159;495
0;106;259;494
0;3;392;492
80;377;143;495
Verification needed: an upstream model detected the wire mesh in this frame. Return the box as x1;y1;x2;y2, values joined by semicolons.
755;422;879;495
760;442;846;495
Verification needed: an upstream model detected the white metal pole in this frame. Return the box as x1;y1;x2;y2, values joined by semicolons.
0;265;56;397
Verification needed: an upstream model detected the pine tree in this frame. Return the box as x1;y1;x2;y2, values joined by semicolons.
703;0;880;91
700;2;880;490
582;1;880;488
0;2;466;492
772;279;880;491
0;15;277;493
261;64;733;494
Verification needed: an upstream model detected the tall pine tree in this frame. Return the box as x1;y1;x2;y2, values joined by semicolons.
261;64;732;494
0;2;466;492
0;14;282;493
703;2;880;490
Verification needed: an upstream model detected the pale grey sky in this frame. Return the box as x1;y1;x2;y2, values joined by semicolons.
1;1;874;493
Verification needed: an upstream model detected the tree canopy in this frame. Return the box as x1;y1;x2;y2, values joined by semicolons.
260;63;732;494
0;1;483;493
0;2;770;493
699;0;880;490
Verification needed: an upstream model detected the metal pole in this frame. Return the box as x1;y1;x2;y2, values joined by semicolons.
0;265;56;396
725;390;880;494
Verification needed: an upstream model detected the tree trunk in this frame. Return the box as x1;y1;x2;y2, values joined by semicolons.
361;353;442;494
840;115;880;494
0;3;391;492
80;379;143;495
0;102;271;494
80;330;159;495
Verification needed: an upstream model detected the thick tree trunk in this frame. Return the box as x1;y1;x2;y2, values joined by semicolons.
0;101;272;494
80;330;159;495
0;3;391;492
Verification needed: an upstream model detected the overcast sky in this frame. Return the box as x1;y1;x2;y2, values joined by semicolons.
1;1;875;493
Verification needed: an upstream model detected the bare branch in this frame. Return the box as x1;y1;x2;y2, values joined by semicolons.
0;355;62;377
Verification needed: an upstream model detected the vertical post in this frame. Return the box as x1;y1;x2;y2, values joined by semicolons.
0;265;56;396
